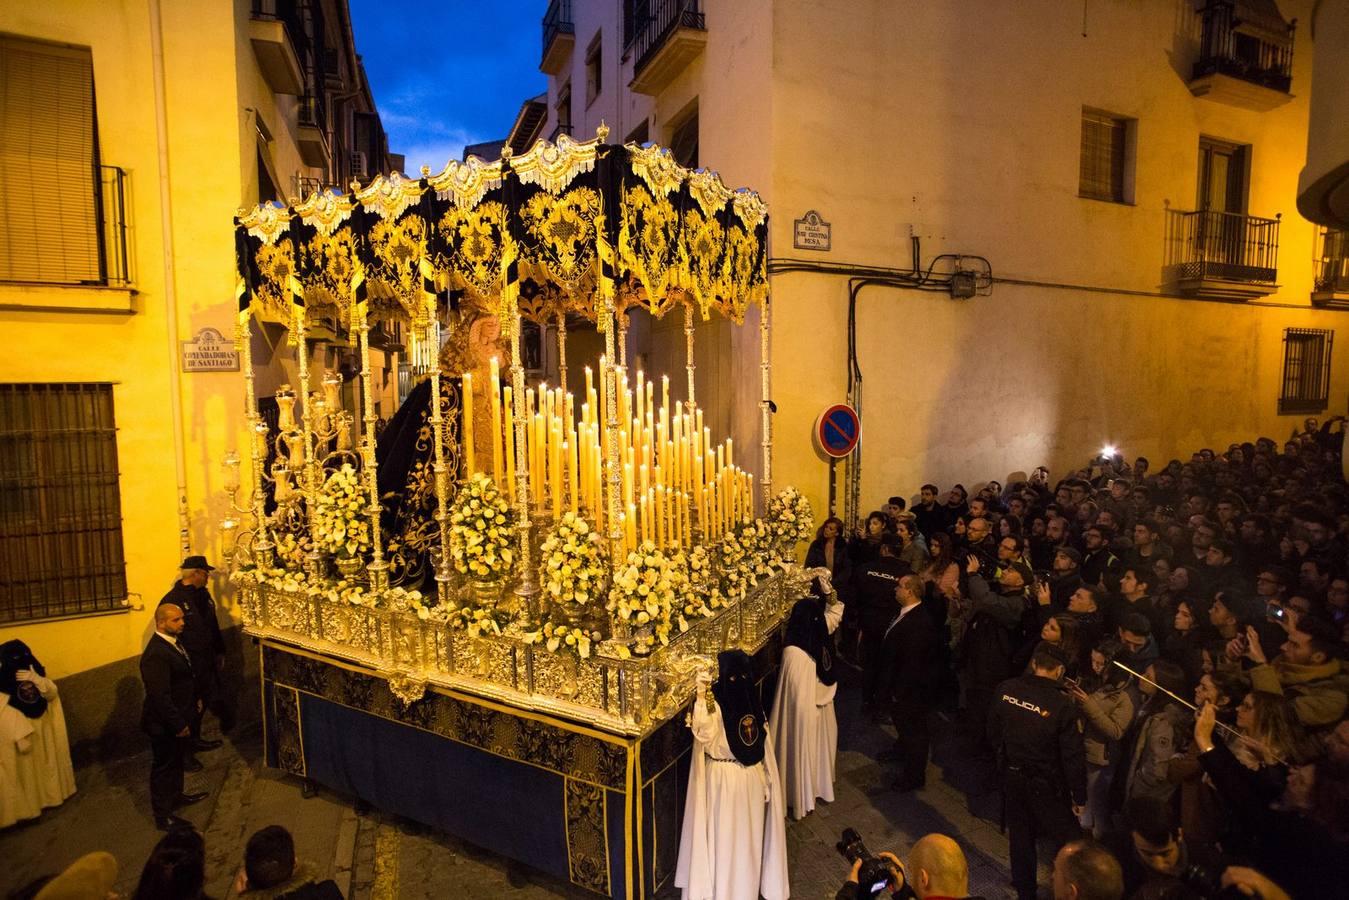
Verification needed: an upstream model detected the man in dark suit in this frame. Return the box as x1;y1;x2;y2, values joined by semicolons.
159;554;228;764
140;602;208;829
874;574;942;792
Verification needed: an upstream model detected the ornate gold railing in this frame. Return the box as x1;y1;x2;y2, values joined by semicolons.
239;565;805;737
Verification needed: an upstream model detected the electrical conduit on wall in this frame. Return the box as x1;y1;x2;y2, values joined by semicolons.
148;0;192;559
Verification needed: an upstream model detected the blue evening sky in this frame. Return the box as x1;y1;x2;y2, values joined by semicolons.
349;0;548;174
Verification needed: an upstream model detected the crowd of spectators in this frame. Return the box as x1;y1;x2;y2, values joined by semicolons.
816;416;1349;899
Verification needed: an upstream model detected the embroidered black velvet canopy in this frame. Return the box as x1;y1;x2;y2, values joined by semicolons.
234;128;769;337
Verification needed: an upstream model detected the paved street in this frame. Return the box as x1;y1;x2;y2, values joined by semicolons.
1;668;1037;899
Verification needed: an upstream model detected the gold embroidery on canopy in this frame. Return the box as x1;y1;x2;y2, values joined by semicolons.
240;203;293;245
426;155;504;210
619;184;682;318
436;201;506;307
254;239;299;318
687;169;733;219
294;190;355;237
520;188;601;300
678;207;725;320
626;143;685;198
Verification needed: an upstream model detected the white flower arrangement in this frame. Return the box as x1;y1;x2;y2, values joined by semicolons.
314;464;371;559
608;540;677;652
739;518;781;577
449;472;516;580
716;528;754;601
270;529;313;569
523;620;602;660
540;512;608;610
671;547;717;630
767;486;814;553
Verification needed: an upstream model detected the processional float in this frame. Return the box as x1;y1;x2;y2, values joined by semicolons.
224;125;810;898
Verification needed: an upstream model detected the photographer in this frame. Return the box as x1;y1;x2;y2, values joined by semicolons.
836;833;973;900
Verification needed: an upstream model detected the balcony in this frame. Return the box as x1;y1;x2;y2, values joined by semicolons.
249;0;304;95
541;0;575;75
629;0;706;96
296;95;330;169
1164;208;1280;300
1312;228;1349;308
1189;1;1294;111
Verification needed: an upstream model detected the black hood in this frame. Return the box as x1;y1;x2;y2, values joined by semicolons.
784;597;836;686
712;649;766;765
0;639;48;719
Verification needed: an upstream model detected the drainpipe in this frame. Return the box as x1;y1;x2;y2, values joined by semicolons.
148;0;192;558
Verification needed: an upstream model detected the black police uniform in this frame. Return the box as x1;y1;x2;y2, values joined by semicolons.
988;670;1086;900
851;552;908;705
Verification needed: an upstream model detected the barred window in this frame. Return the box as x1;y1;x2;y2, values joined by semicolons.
1279;329;1334;414
1079;109;1130;203
0;384;128;623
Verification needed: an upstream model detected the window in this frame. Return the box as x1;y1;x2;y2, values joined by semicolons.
556;82;572;137
625;120;649;146
585;33;602;105
1279;329;1334;414
1079;109;1132;203
0;384;128;624
669;105;698;169
0;36;112;284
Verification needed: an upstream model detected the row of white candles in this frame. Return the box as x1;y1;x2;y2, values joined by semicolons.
461;357;754;555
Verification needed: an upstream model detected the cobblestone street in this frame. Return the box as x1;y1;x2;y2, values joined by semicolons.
2;667;1038;899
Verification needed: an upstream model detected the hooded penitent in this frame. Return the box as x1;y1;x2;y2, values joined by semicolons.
0;640;47;719
784;597;837;687
713;649;765;765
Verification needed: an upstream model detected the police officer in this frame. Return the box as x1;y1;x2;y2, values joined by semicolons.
988;642;1086;900
852;532;909;710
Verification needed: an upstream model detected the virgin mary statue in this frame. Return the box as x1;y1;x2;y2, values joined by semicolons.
375;306;505;591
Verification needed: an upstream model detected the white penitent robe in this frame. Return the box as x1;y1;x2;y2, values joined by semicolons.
675;698;790;900
769;599;843;819
0;680;77;828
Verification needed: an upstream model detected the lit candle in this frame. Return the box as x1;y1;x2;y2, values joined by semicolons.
567;438;578;515
461;373;474;475
625;503;637;553
657;484;667;549
551;420;563;518
636;370;645;429
503;386;515;494
641;493;650;544
624;461;634;510
489;357;502;487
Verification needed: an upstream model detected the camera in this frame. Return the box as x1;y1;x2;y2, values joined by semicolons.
1178;862;1222;897
837;829;904;899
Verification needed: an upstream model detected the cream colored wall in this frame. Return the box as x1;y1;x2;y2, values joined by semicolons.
762;0;1345;526
0;0;284;681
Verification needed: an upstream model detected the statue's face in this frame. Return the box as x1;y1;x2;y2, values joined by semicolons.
470;315;504;365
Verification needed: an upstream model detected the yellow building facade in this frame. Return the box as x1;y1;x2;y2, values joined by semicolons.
0;0;397;758
536;0;1347;528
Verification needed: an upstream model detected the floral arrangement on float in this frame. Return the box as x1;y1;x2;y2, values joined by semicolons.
716;527;754;602
673;545;722;630
767;486;814;555
540;512;608;611
314;464;371;574
448;473;516;582
608;541;677;655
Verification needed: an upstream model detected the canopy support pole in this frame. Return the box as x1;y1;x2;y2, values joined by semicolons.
556;311;568;392
238;313;273;568
684;303;696;410
759;295;773;514
294;307;324;578
509;288;540;624
362;306;390;592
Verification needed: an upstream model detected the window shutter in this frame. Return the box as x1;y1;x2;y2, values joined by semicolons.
1079;110;1125;202
0;37;100;284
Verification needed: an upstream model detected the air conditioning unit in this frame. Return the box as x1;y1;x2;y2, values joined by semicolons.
349;151;368;179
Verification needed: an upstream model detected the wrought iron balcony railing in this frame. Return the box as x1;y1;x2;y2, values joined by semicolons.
542;0;574;57
632;0;705;76
1314;228;1349;295
1164;208;1280;287
1193;0;1294;93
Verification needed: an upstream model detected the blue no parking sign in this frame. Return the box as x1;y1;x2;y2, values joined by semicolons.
815;404;860;459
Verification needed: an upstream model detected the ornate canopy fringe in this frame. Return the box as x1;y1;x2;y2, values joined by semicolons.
234;127;770;332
